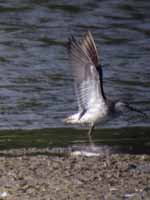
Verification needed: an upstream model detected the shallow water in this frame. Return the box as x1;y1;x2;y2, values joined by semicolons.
0;0;149;153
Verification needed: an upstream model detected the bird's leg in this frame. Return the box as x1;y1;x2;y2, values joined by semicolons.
88;123;96;151
88;123;95;136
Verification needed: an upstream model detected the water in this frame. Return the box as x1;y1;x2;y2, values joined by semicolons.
0;0;149;154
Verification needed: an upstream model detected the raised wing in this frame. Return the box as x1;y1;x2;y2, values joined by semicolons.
68;31;106;112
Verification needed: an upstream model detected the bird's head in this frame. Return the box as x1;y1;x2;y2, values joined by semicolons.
114;101;128;112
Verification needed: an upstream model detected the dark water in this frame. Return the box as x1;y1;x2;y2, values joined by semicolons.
0;0;149;154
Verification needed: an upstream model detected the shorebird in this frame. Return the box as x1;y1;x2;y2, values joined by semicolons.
64;31;144;135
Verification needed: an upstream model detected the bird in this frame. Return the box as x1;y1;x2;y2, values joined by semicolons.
64;31;145;136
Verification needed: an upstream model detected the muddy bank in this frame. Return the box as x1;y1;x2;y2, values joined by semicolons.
0;149;150;200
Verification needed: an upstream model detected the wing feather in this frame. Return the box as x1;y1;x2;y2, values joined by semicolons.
68;31;105;112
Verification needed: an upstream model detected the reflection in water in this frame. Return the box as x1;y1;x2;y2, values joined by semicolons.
0;0;149;151
0;127;150;155
71;134;101;157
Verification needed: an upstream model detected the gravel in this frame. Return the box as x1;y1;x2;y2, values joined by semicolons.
0;148;150;200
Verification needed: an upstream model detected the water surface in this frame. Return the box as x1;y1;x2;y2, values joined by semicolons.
0;0;149;154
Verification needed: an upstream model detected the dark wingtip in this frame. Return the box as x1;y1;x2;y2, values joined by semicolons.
67;35;76;50
67;37;71;50
81;31;99;66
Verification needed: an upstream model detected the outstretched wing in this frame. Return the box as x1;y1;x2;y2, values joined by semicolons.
68;31;105;112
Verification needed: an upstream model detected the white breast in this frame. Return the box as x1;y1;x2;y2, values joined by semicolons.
79;102;108;124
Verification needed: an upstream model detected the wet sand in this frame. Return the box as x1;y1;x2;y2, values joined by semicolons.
0;149;150;200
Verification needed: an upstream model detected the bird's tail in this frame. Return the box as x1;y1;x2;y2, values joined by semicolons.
63;113;81;124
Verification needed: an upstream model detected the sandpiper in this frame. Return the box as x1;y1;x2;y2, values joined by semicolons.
64;31;144;135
